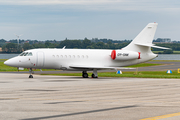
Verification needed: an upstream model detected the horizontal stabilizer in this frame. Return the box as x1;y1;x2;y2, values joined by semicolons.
135;43;170;50
151;45;170;50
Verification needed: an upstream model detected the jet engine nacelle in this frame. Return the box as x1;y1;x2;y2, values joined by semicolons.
111;50;140;61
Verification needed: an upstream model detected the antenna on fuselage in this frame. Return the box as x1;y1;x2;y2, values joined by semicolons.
62;46;66;49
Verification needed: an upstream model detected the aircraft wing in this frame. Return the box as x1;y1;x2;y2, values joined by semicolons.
69;65;134;70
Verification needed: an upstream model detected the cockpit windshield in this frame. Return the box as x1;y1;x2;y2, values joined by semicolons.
24;52;28;56
19;52;33;56
19;52;25;56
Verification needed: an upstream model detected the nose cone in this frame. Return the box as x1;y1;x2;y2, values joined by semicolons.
4;57;19;67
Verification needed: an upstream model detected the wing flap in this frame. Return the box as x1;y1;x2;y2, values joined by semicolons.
69;65;134;70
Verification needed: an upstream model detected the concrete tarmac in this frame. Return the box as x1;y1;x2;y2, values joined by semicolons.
1;73;180;120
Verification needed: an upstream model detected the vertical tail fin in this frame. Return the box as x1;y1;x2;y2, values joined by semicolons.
123;23;158;53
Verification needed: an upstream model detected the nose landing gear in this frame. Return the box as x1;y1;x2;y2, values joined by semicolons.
29;68;34;78
29;75;33;78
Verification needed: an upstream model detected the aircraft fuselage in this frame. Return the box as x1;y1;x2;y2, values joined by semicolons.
4;48;157;71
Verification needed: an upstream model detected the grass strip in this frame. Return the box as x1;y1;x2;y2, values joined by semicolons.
42;71;180;79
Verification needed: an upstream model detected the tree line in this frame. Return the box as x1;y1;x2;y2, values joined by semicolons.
1;38;180;54
1;39;130;53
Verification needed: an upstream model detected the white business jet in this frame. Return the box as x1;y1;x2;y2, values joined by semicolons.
4;23;169;78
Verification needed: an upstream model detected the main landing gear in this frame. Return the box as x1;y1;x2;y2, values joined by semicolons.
82;71;88;78
82;69;98;78
29;68;34;78
91;74;98;78
92;69;98;78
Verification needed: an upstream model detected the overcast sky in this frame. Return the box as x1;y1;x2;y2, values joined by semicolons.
0;0;180;41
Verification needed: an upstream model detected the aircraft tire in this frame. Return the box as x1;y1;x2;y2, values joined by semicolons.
29;75;33;78
91;74;98;78
83;73;88;78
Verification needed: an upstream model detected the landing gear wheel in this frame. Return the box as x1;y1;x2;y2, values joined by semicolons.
82;71;88;78
83;73;88;78
29;75;33;78
91;74;98;78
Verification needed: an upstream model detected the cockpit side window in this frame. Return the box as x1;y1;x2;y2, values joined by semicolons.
27;52;33;56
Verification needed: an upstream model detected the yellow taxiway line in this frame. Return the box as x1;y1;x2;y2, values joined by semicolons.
141;112;180;120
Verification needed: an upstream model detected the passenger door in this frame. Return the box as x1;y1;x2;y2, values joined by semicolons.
36;52;44;67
